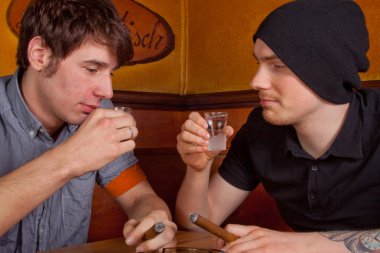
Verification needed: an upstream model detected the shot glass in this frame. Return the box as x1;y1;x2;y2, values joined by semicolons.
113;106;132;114
113;106;134;141
204;112;228;151
163;247;223;253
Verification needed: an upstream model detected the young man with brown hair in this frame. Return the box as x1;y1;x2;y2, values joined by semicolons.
0;0;176;252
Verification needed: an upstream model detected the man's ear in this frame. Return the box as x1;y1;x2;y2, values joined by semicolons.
27;36;52;72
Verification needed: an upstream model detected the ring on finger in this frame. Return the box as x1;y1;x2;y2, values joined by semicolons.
127;126;134;140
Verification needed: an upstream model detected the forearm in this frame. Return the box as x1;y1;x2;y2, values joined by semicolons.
127;193;172;221
320;229;380;253
221;225;373;253
120;184;177;251
116;181;172;221
0;147;73;235
175;161;214;230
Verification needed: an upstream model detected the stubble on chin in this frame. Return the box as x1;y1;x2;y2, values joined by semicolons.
262;109;290;126
69;112;89;126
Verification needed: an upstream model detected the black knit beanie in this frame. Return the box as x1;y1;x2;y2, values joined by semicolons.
253;0;369;104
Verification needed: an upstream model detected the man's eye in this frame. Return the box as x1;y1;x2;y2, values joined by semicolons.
86;68;98;73
272;64;286;69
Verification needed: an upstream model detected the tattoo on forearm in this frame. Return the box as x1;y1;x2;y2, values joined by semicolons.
320;230;380;253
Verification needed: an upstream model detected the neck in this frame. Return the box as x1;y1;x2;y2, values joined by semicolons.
294;103;350;159
20;69;64;137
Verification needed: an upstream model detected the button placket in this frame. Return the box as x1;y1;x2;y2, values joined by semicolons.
308;163;319;210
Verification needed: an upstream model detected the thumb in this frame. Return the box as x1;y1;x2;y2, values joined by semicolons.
224;224;259;237
216;238;226;249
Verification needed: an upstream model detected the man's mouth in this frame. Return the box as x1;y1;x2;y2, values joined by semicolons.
81;103;99;114
259;96;278;107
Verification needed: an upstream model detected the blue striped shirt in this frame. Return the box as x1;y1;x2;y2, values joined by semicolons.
0;70;138;252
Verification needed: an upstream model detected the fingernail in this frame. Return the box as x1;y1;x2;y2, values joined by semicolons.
125;237;133;245
136;246;144;252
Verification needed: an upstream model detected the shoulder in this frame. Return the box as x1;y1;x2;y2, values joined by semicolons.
0;74;14;113
352;89;380;136
355;89;380;112
0;74;13;92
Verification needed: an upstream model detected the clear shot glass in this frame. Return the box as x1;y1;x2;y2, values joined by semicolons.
113;106;132;114
204;112;228;151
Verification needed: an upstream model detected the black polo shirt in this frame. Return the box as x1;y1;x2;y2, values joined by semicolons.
219;89;380;231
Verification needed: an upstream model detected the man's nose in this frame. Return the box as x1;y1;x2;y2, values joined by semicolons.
94;76;113;99
250;68;271;90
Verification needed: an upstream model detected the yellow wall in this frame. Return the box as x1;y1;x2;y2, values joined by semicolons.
0;0;19;76
111;0;185;94
186;0;380;94
186;1;286;94
358;0;380;81
0;0;379;95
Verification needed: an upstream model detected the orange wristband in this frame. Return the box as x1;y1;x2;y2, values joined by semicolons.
105;163;147;198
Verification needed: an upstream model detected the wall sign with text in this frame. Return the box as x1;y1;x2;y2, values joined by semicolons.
6;0;175;65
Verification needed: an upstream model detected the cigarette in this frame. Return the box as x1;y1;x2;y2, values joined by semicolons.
189;212;239;242
143;222;165;240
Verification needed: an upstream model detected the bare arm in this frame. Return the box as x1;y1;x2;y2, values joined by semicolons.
0;108;136;235
175;112;240;230
321;230;380;252
116;181;177;252
0;147;72;235
220;225;380;253
175;162;213;230
176;169;249;230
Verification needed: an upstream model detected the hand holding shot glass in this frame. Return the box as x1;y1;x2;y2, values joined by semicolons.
204;112;228;151
113;106;136;141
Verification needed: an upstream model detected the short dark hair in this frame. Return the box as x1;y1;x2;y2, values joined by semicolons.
17;0;134;73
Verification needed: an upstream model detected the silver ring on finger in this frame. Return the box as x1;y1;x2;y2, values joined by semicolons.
127;126;134;140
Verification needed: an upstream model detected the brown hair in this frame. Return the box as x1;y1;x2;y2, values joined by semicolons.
17;0;133;74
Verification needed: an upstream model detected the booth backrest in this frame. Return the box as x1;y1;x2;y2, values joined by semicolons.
87;106;291;242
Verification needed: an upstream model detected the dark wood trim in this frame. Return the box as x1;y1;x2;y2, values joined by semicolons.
183;90;259;110
112;90;183;110
113;80;380;110
112;90;260;110
362;80;380;89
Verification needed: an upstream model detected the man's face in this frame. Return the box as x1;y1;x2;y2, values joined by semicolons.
35;40;117;127
250;39;326;126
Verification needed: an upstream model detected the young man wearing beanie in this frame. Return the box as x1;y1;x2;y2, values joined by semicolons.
176;1;380;252
0;0;177;252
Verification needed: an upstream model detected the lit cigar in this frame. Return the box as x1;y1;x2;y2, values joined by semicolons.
143;222;165;240
189;212;239;242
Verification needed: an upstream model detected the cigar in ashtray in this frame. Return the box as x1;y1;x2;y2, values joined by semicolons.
189;212;239;242
143;222;165;240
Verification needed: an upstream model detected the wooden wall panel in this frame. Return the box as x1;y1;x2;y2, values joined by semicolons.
132;110;182;148
88;185;127;242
